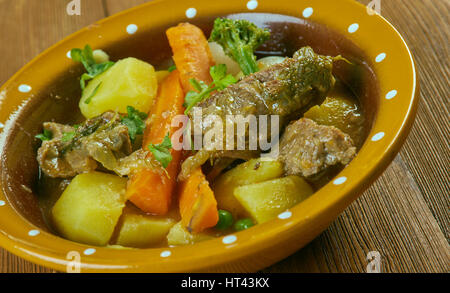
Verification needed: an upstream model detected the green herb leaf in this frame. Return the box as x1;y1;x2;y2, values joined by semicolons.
183;64;237;114
70;49;83;62
84;82;102;104
189;78;208;92
211;64;237;90
148;133;173;168
168;65;177;72
62;131;76;143
183;86;214;114
89;61;115;76
121;106;147;142
35;129;53;141
183;90;200;110
210;63;227;81
70;45;115;91
79;73;92;91
70;46;94;70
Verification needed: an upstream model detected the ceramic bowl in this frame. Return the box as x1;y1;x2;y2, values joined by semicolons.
0;0;418;272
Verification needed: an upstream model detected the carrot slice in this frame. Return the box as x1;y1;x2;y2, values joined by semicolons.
166;23;215;93
166;23;219;232
178;168;219;233
126;71;185;215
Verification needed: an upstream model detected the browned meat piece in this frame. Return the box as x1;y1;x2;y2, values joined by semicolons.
196;47;336;122
179;47;337;180
43;122;74;139
81;121;133;172
114;149;155;177
279;118;356;177
37;112;133;178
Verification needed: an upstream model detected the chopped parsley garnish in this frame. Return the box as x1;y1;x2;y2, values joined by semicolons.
61;131;76;143
168;65;177;72
35;129;53;141
70;45;114;91
148;133;173;168
184;64;237;114
209;63;238;90
184;79;212;114
84;82;102;104
121;106;147;142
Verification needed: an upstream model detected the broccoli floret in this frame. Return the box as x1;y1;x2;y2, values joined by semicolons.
209;18;270;76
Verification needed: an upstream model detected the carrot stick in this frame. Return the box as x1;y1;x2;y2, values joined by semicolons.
178;168;219;233
166;23;219;231
166;23;215;93
126;71;185;215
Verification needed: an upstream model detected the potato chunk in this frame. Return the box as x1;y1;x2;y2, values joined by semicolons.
167;222;213;246
304;95;364;146
212;159;284;218
234;176;313;224
52;172;127;246
116;214;175;248
80;57;157;118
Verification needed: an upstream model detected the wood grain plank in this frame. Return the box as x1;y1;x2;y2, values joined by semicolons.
265;0;450;273
359;0;450;240
383;0;450;239
0;0;106;84
0;0;107;273
103;0;153;15
266;0;449;274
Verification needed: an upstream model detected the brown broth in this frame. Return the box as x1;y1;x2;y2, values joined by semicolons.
1;13;379;247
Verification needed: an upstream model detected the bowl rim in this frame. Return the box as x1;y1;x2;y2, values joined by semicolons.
0;0;419;272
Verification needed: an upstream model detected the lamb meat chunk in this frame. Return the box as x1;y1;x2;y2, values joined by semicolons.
37;123;97;178
196;47;336;120
37;111;133;178
179;47;337;180
279;118;356;177
80;120;133;172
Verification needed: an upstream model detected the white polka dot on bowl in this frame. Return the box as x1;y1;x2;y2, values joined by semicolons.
66;50;72;59
386;90;397;100
28;230;40;237
333;177;347;185
83;248;96;255
302;7;313;18
348;23;359;33
375;53;386;63
371;132;385;141
247;0;258;10
18;84;31;93
278;211;292;220
160;250;171;258
222;235;237;244
0;200;5;206
126;24;138;35
186;8;197;19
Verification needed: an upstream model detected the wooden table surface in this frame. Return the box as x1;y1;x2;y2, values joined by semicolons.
0;0;448;273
